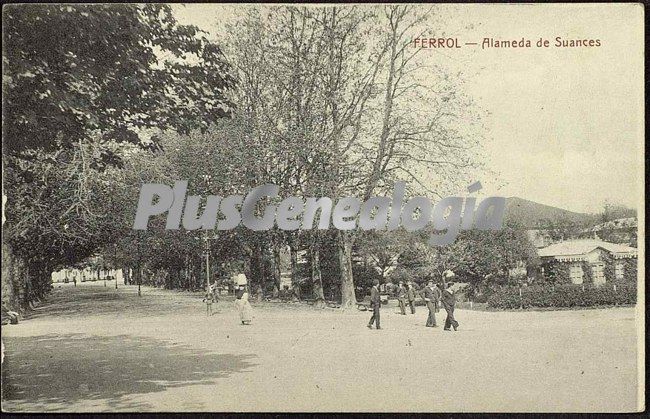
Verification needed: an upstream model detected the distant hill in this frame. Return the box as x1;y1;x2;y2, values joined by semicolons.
504;197;595;228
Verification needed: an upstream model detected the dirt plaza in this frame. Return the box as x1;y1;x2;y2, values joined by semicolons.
1;282;640;412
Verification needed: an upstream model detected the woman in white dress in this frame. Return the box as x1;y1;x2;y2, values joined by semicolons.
235;284;253;325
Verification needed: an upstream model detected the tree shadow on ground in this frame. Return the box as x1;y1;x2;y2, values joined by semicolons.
2;333;257;412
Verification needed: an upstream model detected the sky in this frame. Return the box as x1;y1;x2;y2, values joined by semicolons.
172;3;644;214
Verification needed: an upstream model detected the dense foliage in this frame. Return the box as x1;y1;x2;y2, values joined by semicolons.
3;4;234;156
487;283;636;309
2;4;235;308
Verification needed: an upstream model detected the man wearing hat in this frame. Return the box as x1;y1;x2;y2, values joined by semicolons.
420;279;441;327
397;281;407;315
367;279;382;329
406;280;416;314
442;270;459;331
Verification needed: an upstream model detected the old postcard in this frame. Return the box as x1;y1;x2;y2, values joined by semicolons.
1;2;645;413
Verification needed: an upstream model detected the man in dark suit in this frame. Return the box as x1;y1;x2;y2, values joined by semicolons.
397;281;407;315
406;281;416;314
367;279;381;329
420;280;441;327
442;281;459;331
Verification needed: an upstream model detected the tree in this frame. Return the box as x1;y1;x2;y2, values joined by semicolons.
597;200;636;225
538;216;582;242
2;4;235;309
391;221;539;297
222;5;485;308
355;229;412;281
455;227;539;288
329;5;484;307
3;4;234;156
222;6;371;304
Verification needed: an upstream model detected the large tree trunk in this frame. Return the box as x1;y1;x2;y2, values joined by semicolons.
289;241;301;300
248;241;263;292
1;242;24;311
254;243;266;300
269;241;281;292
184;258;191;290
310;238;325;308
182;256;188;289
123;266;131;285
171;267;181;289
337;230;356;308
290;242;298;283
136;262;142;296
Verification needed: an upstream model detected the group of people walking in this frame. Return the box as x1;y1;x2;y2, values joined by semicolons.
367;272;460;331
205;271;459;332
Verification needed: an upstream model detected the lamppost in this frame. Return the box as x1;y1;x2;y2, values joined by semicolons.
114;243;118;290
204;230;211;292
201;174;213;293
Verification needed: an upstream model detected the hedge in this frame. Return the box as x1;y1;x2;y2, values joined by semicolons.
487;283;636;309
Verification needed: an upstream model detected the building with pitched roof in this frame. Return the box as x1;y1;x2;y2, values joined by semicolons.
538;239;637;285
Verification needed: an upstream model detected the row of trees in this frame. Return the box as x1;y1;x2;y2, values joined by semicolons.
2;4;536;311
3;4;235;307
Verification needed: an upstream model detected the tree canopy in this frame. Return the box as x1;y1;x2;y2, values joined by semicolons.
3;4;234;157
2;4;236;305
2;5;537;310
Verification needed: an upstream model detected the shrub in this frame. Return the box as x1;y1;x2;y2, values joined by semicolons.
470;292;489;303
487;283;636;309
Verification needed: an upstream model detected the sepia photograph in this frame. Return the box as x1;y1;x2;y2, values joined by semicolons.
1;2;645;413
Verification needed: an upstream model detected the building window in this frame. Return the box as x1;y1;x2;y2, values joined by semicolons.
592;263;605;285
615;262;624;280
569;264;583;284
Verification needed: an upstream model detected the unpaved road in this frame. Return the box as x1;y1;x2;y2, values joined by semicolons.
1;282;642;412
